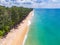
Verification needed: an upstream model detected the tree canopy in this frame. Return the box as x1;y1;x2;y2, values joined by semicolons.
0;6;32;38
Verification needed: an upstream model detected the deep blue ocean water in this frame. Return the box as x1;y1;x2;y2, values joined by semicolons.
25;9;60;45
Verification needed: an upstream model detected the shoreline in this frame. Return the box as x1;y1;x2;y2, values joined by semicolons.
23;12;34;45
0;10;34;45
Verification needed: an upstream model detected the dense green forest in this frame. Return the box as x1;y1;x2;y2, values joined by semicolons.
0;6;32;38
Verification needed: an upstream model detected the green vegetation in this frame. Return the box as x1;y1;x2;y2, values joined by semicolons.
0;6;32;38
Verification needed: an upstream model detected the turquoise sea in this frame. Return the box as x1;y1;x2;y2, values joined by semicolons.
25;9;60;45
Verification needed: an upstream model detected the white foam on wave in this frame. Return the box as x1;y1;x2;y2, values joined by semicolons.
23;33;28;45
28;20;31;26
32;12;34;17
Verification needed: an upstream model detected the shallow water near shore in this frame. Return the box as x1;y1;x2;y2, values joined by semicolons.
25;9;60;45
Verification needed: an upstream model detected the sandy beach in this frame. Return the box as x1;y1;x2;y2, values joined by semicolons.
0;11;34;45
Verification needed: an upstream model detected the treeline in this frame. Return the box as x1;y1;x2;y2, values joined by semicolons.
0;6;33;37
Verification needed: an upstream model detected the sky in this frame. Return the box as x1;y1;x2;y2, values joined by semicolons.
0;0;33;7
0;0;60;8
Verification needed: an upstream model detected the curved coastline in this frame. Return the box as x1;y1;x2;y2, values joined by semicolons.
0;11;34;45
